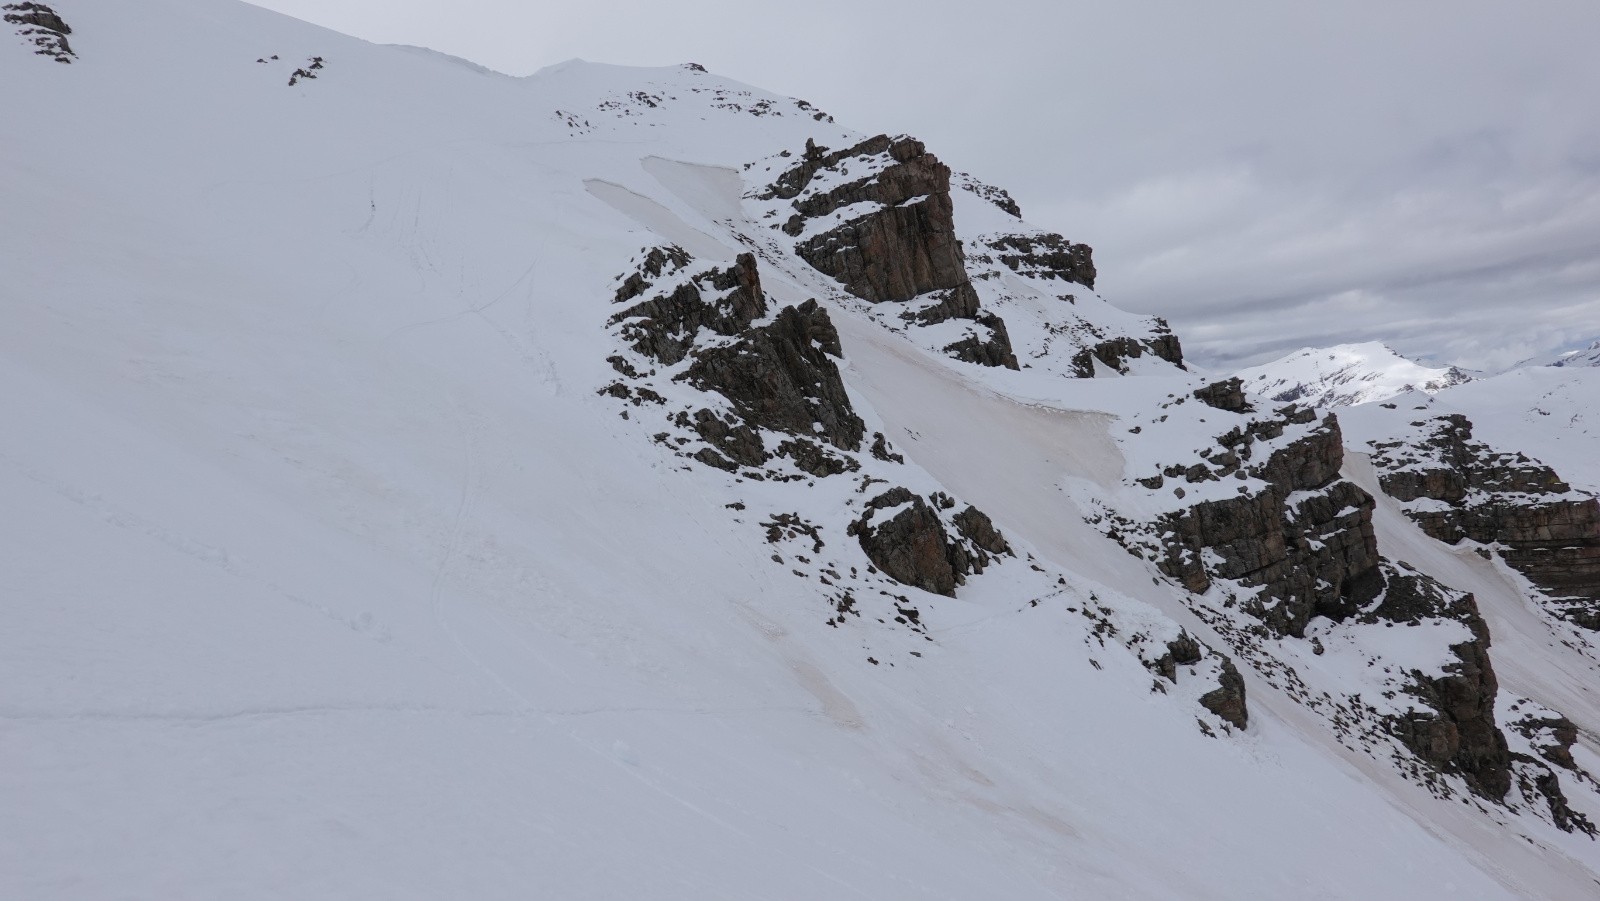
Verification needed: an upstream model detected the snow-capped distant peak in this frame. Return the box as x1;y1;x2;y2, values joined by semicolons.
1541;339;1600;369
1235;341;1473;408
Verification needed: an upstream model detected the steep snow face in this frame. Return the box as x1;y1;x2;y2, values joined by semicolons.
5;2;1600;899
1237;342;1473;407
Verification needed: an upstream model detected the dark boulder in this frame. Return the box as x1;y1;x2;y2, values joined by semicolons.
849;489;1009;597
851;490;960;596
1199;658;1249;730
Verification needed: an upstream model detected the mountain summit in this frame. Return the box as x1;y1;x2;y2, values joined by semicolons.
1235;341;1473;407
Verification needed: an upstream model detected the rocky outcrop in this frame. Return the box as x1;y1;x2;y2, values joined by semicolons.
1526;763;1595;835
848;489;1010;597
287;56;326;87
984;232;1096;289
1368;565;1510;800
1069;332;1186;377
1199;658;1249;730
768;136;970;305
604;247;865;470
954;230;1186;379
758;135;1018;369
610;250;766;366
1150;409;1383;637
683;299;864;452
943;312;1019;369
4;2;73;62
1370;414;1600;623
1145;630;1249;730
1504;704;1595;834
1509;709;1580;771
952;505;1009;556
1191;377;1252;414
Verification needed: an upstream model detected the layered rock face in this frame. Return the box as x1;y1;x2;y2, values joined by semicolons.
4;2;73;62
757;135;1018;369
611;247;765;365
1369;565;1510;799
1145;387;1382;638
1105;382;1521;798
1102;381;1528;800
1370;413;1600;622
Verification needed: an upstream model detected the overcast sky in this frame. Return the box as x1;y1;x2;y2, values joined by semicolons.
249;0;1600;372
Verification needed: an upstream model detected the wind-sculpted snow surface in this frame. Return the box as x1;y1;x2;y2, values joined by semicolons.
5;1;1600;898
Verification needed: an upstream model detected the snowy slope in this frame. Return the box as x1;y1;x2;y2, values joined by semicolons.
4;2;1600;898
1236;341;1473;407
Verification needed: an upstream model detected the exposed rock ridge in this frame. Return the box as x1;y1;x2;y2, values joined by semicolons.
1070;333;1185;378
1505;700;1598;834
5;2;73;62
1369;413;1600;625
1095;381;1597;808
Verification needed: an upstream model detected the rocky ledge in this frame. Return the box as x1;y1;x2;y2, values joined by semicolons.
1369;413;1600;626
